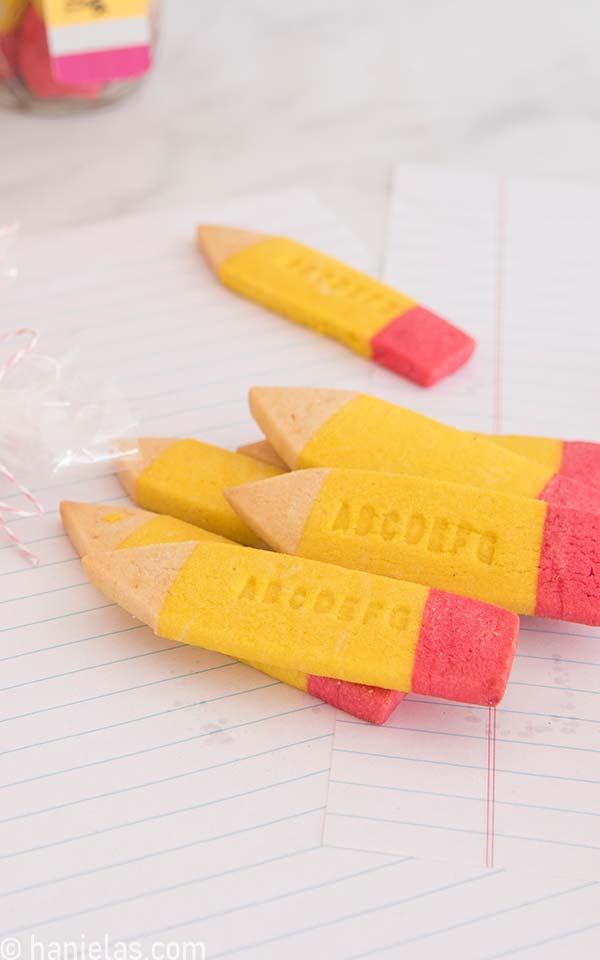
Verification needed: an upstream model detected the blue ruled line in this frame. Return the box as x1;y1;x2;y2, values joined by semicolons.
4;847;399;938
0;644;177;692
330;778;600;818
0;602;114;632
0;662;255;724
0;769;329;865
329;812;600;850
0;555;79;577
0;533;67;552
336;718;600;753
0;581;88;603
0;624;148;663
0;700;326;786
333;747;600;785
481;919;600;959
0;734;332;828
405;696;600;725
205;869;500;959
0;807;327;926
338;881;596;960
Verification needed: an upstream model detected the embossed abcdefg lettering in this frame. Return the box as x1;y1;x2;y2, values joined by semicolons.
330;500;497;565
236;574;411;631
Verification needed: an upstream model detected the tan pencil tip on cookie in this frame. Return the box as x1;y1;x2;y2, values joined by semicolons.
60;501;231;556
236;440;288;469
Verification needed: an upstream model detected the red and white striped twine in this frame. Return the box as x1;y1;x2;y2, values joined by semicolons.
0;328;44;565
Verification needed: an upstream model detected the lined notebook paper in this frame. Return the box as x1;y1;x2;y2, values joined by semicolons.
0;189;377;940
324;167;600;881
66;850;599;960
2;178;599;957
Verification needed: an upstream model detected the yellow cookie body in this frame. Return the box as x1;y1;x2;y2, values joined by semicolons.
219;237;415;357
299;469;547;615
108;512;311;693
119;513;229;549
486;435;563;471
158;542;428;691
135;439;283;546
244;659;308;693
300;395;555;499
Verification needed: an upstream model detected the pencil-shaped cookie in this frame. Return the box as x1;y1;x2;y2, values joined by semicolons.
83;541;519;705
196;226;475;387
226;469;600;626
61;500;406;724
239;435;600;492
114;438;284;547
249;387;600;512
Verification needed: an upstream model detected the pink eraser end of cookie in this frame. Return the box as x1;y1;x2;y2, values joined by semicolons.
411;590;520;706
561;442;600;491
539;473;600;513
370;306;476;387
307;675;406;724
536;505;600;626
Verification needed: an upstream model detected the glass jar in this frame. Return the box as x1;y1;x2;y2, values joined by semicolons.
0;0;157;111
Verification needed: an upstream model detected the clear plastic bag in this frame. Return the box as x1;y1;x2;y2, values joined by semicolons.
0;335;138;486
0;225;139;561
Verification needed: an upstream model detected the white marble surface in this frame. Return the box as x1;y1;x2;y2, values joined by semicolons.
2;0;600;254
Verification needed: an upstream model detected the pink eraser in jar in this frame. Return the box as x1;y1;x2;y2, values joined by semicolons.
17;5;101;100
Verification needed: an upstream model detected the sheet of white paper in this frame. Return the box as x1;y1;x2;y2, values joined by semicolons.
324;167;600;881
1;180;599;958
56;850;599;960
0;189;378;941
